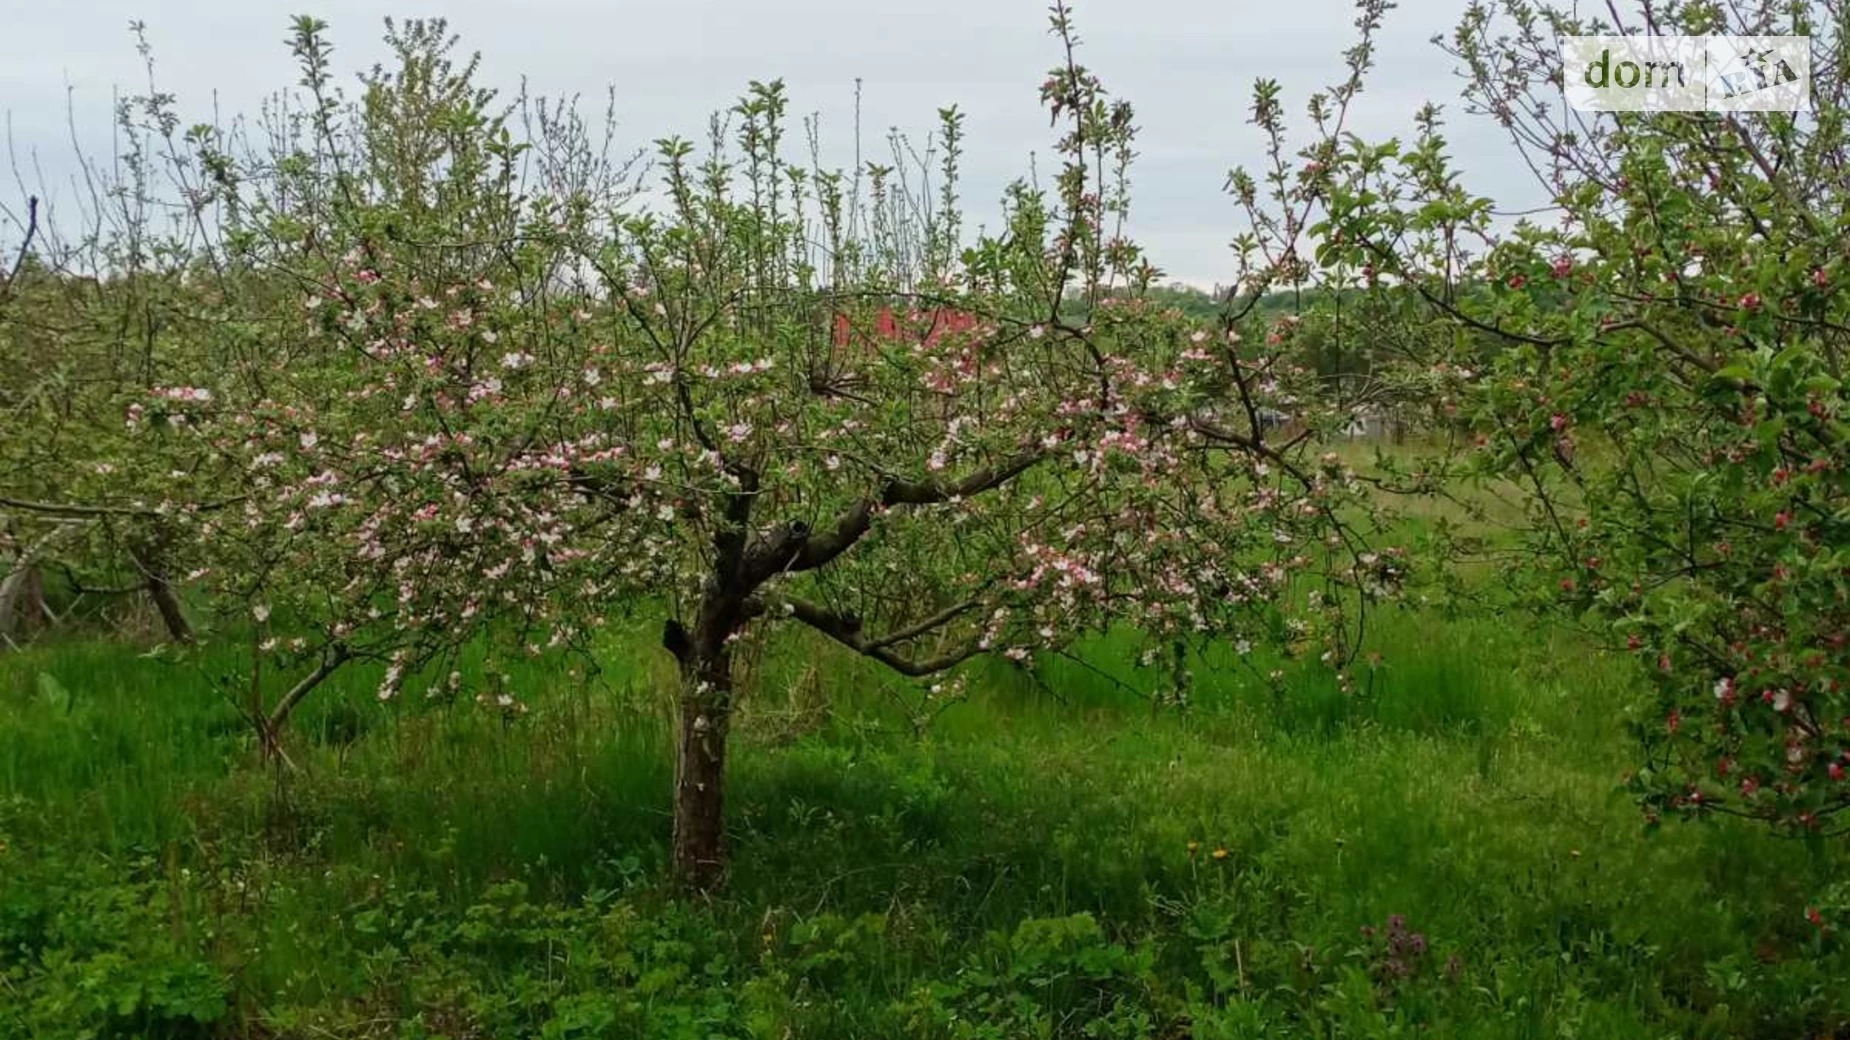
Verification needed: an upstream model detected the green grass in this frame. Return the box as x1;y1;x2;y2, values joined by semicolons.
2;609;1846;1038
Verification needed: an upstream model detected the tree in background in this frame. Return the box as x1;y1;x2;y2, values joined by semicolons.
0;70;222;648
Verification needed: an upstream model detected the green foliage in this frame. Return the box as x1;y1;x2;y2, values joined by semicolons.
6;0;1850;1035
1;610;1846;1038
3;8;1431;891
0;837;229;1039
1317;0;1850;849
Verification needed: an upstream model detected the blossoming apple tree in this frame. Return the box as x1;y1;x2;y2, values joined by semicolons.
1318;0;1850;867
3;8;1418;887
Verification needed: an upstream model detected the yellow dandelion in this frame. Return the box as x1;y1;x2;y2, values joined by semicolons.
1211;847;1229;861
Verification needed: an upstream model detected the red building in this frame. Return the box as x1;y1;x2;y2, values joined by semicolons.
831;306;980;350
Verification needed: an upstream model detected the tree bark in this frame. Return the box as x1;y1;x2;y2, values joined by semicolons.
130;541;193;644
262;645;349;759
672;656;731;890
144;566;193;644
665;589;748;891
0;560;47;645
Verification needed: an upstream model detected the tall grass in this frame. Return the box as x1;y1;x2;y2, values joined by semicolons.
2;608;1845;1038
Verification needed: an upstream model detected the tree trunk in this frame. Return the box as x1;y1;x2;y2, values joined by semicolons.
0;560;47;646
130;542;193;644
672;659;731;890
143;567;193;644
262;644;349;760
664;590;746;891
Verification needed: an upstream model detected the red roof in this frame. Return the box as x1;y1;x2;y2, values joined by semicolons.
832;307;979;350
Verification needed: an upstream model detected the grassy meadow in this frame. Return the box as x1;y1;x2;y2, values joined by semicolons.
3;598;1847;1039
11;0;1850;1032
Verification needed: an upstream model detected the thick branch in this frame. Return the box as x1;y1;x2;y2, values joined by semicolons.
1186;416;1317;489
0;495;158;518
864;598;979;651
713;470;758;585
746;447;1045;583
784;597;982;677
0;493;246;518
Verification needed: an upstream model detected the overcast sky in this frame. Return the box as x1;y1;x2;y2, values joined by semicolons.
2;0;1540;286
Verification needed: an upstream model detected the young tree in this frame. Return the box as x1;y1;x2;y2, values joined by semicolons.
8;7;1419;889
96;14;1172;885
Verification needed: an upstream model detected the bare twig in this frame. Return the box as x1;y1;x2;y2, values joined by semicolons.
0;194;39;306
